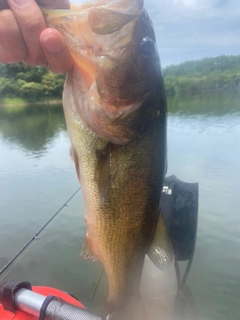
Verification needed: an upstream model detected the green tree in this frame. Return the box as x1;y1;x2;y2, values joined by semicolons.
0;62;65;102
163;55;240;95
42;72;65;97
17;80;43;101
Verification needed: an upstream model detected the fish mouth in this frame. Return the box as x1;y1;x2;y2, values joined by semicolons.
42;0;158;144
41;0;144;98
41;0;144;54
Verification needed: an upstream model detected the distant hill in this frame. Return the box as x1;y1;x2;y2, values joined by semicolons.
0;55;240;104
163;55;240;95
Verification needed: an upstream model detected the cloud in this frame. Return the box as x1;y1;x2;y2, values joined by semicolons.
144;0;240;66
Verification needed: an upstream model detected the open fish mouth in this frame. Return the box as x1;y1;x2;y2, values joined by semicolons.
41;0;144;60
41;0;159;144
41;0;144;91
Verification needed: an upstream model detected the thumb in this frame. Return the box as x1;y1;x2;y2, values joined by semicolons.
40;28;73;74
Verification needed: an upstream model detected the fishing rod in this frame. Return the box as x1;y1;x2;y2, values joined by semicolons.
0;189;80;277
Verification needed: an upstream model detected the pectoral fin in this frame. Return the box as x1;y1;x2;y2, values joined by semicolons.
80;237;98;261
94;143;111;204
147;212;175;269
70;146;80;182
89;8;138;34
69;146;73;161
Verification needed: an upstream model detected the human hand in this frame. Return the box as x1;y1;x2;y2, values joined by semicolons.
0;0;73;73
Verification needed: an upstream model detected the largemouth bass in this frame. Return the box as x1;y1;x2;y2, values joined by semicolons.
42;1;173;319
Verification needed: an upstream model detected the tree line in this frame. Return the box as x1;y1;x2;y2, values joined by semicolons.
0;55;240;102
163;55;240;95
0;63;65;102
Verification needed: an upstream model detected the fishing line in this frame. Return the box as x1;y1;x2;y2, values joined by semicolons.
88;268;105;309
0;188;80;277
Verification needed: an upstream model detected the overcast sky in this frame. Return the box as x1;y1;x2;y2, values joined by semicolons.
71;0;240;67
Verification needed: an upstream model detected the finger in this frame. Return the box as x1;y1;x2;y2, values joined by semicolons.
40;28;73;74
0;9;28;63
7;0;47;66
36;0;70;9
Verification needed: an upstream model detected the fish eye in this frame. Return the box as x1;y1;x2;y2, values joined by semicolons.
138;36;156;58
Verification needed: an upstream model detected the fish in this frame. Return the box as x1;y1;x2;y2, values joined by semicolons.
42;1;173;319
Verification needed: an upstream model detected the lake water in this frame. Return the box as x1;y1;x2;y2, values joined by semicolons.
0;92;240;320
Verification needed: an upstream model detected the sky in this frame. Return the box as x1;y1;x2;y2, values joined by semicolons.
71;0;240;67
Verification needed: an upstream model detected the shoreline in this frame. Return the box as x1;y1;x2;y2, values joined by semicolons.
0;99;62;108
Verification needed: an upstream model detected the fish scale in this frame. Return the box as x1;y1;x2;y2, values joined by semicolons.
66;103;165;295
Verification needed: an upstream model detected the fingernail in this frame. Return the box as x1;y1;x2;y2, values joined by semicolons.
11;0;31;8
42;33;64;54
